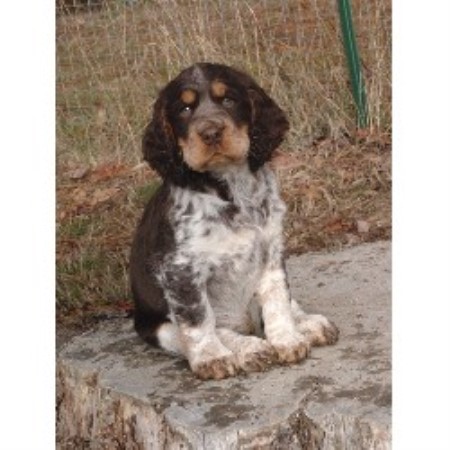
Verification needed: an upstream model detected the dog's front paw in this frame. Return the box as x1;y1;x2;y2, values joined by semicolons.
191;354;239;380
216;329;277;373
235;338;277;373
296;314;339;347
270;334;310;365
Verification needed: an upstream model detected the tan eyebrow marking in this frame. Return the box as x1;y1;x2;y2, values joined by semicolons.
211;81;228;98
180;89;197;105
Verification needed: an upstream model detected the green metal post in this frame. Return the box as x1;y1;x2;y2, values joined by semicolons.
337;0;368;128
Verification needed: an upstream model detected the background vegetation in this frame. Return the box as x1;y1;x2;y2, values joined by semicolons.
56;0;391;330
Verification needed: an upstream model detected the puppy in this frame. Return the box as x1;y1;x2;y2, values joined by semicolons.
130;63;338;380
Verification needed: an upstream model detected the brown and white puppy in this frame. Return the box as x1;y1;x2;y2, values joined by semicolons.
130;63;338;380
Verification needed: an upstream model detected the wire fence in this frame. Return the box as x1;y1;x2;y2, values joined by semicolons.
56;0;391;166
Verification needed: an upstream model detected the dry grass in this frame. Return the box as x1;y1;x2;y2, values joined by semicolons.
57;0;391;165
281;133;391;253
56;164;155;325
56;0;391;329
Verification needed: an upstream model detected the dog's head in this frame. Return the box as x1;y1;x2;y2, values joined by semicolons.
143;63;289;185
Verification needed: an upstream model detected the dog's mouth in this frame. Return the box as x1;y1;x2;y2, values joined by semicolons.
190;147;246;172
203;149;244;170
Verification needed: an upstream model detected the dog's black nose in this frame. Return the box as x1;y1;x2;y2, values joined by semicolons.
198;123;225;146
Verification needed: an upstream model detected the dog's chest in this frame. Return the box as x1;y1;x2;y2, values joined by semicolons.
175;193;279;265
170;167;285;305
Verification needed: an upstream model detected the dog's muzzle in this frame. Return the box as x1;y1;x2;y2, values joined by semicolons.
197;120;226;146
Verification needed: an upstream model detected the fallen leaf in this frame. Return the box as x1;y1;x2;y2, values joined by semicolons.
67;166;90;180
270;150;303;171
323;217;353;234
72;187;88;204
91;187;120;205
356;220;371;234
90;163;128;182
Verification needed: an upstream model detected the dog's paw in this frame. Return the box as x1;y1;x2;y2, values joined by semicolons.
191;354;239;380
216;329;277;373
270;334;310;365
235;338;277;373
295;314;339;347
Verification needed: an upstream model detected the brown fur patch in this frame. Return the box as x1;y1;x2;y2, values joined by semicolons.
211;81;227;98
181;89;197;105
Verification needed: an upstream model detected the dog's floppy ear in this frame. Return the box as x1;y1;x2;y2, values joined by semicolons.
247;83;290;172
142;94;185;182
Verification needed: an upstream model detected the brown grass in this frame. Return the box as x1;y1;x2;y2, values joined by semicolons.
57;0;391;165
56;0;391;330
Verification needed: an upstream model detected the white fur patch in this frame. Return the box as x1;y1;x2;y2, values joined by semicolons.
178;303;232;369
156;322;182;354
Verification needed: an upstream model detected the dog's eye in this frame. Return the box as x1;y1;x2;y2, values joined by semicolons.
179;105;193;118
222;97;236;108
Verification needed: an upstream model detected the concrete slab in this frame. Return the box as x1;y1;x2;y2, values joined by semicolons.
57;241;391;449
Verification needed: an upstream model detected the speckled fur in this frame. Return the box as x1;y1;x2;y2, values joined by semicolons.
130;63;339;379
